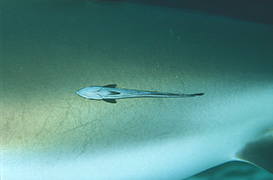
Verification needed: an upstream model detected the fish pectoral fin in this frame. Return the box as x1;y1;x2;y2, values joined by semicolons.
103;84;117;88
236;132;273;174
103;99;117;103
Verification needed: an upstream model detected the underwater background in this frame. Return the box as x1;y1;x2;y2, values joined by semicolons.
2;0;273;179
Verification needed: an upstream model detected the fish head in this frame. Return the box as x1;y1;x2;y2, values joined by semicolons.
76;86;102;99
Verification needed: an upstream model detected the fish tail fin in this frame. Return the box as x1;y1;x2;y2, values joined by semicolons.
183;93;204;97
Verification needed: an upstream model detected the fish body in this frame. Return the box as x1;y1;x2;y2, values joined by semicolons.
76;84;204;103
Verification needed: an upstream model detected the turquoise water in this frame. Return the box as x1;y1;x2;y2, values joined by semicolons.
2;0;273;179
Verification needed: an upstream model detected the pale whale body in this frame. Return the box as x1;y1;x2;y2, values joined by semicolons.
76;84;204;103
2;0;273;180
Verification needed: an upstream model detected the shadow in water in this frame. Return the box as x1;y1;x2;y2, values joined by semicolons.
97;0;273;25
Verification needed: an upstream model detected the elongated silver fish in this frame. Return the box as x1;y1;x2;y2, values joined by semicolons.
76;84;204;103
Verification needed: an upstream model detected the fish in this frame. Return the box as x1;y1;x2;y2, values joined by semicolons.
2;0;273;180
76;84;204;103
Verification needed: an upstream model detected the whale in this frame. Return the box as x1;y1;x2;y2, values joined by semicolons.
76;84;204;103
1;0;273;179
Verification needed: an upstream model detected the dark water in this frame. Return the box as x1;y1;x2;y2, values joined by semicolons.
2;0;273;179
102;0;273;25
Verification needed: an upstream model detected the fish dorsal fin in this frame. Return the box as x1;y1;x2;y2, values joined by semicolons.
103;99;117;103
103;84;117;88
109;91;120;95
236;132;273;173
